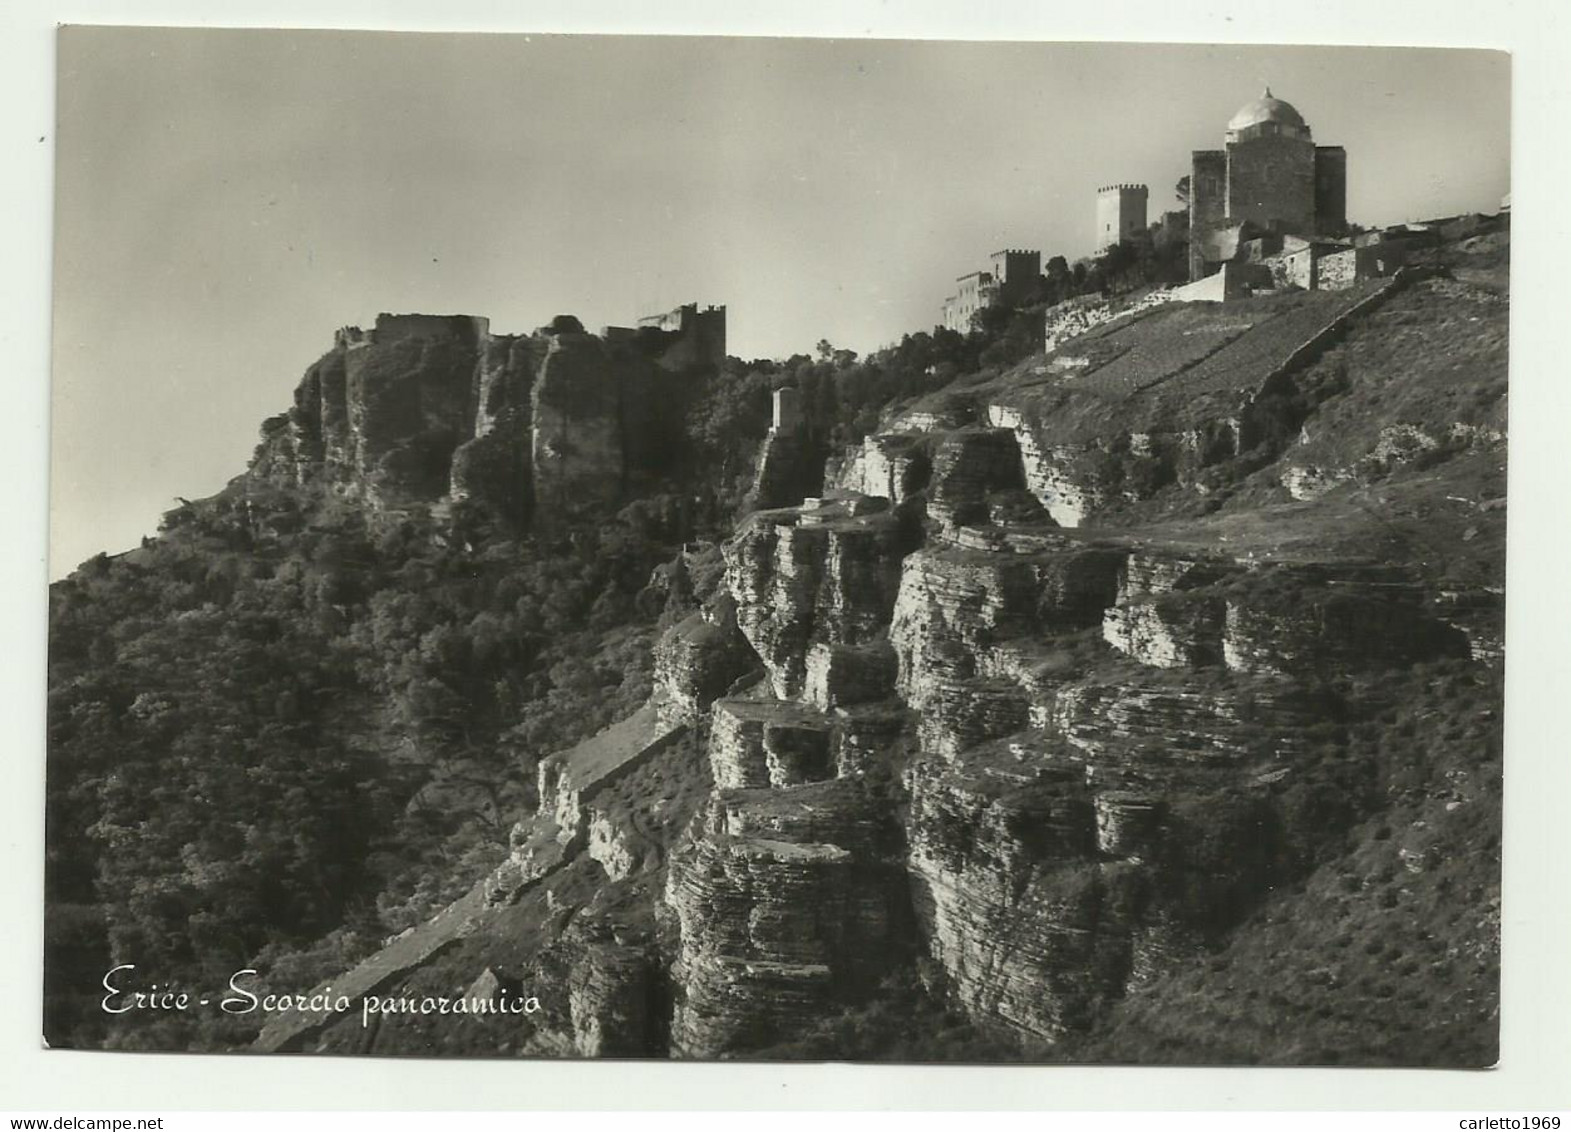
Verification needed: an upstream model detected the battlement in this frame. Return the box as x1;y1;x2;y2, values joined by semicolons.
943;249;1039;332
636;301;724;330
1097;185;1149;251
619;302;726;373
369;313;491;345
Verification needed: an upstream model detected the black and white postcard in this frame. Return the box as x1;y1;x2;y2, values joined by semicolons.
43;26;1511;1068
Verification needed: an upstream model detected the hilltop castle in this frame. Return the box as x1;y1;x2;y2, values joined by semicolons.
941;249;1041;332
255;301;725;535
601;302;727;372
1189;88;1347;281
1097;184;1149;251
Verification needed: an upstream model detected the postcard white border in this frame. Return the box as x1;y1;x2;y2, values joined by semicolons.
4;0;1567;1112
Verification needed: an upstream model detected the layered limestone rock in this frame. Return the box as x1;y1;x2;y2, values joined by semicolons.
657;270;1501;1053
255;315;490;506
252;350;340;488
924;428;1031;531
917;678;1031;760
1102;594;1226;669
802;641;897;710
985;404;1099;526
724;495;908;700
1052;674;1326;768
664;518;915;1058
832;432;935;504
341;315;489;503
651;596;757;730
1221;586;1471;675
567;937;659;1057
1042;289;1175;353
975;285;1412;528
1098;556;1471;677
714;777;896;866
585;807;642;882
251;310;710;530
1093;792;1165;861
982;404;1246;531
1116;548;1231;603
831;702;911;778
904;744;1138;1040
889;539;1125;711
708;698;837;789
664;819;902;1058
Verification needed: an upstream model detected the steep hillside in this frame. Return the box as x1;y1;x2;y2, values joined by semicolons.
47;219;1507;1063
1067;657;1502;1065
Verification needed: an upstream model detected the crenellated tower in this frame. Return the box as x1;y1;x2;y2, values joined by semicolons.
1096;183;1149;251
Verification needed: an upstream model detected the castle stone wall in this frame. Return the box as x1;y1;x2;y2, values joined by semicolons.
1097;184;1149;252
989;249;1042;306
1267;246;1317;290
1316;248;1358;291
1226;134;1317;234
373;313;490;344
1189;151;1228;280
945;271;997;333
635;303;726;372
1314;147;1348;235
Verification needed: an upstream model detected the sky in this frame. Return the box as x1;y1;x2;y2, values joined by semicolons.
49;30;1510;578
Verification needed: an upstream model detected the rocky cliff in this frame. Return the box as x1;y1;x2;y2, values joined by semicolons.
243;222;1505;1064
652;241;1504;1059
253;310;706;531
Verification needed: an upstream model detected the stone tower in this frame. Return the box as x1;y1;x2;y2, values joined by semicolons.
1189;89;1348;280
987;249;1043;306
1096;184;1149;252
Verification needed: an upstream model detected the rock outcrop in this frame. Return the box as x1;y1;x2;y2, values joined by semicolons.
529;330;627;524
566;934;660;1057
904;744;1135;1039
725;494;910;700
256;314;490;506
449;333;543;524
651;597;756;730
971;281;1411;527
252;310;712;531
664;777;906;1057
245;227;1505;1064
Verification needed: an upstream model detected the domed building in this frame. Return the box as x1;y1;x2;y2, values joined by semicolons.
1188;88;1348;280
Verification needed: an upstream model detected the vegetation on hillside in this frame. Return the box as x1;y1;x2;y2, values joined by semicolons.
46;488;682;1049
45;218;1505;1061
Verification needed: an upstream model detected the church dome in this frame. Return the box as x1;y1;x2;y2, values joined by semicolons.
1227;88;1308;135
